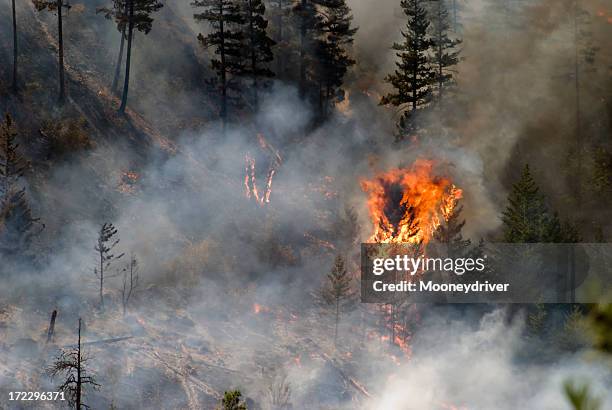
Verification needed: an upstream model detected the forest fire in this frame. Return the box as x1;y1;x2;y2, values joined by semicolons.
361;160;462;244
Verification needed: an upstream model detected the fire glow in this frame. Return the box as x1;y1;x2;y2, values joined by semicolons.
360;159;462;244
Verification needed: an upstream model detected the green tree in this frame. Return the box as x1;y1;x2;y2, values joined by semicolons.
428;0;461;105
564;380;602;410
502;164;563;243
380;0;435;139
193;0;245;129
32;0;71;103
242;0;276;108
97;0;129;93
117;0;164;113
320;254;354;345
220;389;248;410
293;0;320;98
312;0;357;119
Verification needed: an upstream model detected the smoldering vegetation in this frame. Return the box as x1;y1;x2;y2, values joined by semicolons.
0;0;611;408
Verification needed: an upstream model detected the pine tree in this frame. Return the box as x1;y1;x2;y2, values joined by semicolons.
220;390;248;410
267;0;293;77
320;254;354;345
0;114;41;258
242;0;276;109
502;164;578;243
11;0;18;93
293;0;320;98
117;0;163;114
94;223;124;311
47;319;100;409
312;0;357;119
121;253;139;316
433;203;470;257
97;0;129;93
428;0;461;105
380;0;434;139
32;0;71;103
193;0;246;128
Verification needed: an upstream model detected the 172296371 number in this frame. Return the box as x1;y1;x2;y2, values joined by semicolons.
8;391;66;401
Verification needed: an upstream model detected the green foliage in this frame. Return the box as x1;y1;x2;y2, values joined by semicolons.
564;381;602;410
589;303;612;354
428;0;461;104
220;390;247;410
380;0;435;137
98;0;163;35
526;303;547;337
320;254;354;344
502;164;579;243
557;305;591;352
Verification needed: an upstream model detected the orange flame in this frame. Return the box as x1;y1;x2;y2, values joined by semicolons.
360;159;462;244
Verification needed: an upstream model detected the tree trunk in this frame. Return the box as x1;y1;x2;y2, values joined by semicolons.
248;0;258;109
276;0;283;77
76;319;82;410
219;2;227;131
112;26;126;93
11;0;17;93
573;0;582;205
334;298;339;346
57;0;65;103
46;310;57;344
299;0;307;98
99;251;104;311
119;0;135;114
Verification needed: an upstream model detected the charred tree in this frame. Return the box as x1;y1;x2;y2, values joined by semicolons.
221;389;248;410
121;253;139;316
380;0;434;139
293;0;319;99
117;0;163;114
97;0;129;93
33;0;72;103
94;223;124;311
193;0;245;129
46;309;58;344
0;114;42;259
11;0;18;93
47;319;100;409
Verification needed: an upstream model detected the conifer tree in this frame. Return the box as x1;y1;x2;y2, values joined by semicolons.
268;0;293;77
11;0;18;93
33;0;71;103
94;223;124;311
380;0;435;138
502;164;579;243
312;0;357;119
97;0;129;93
193;0;246;128
433;203;470;257
47;319;100;409
293;0;320;98
220;390;248;410
428;0;461;105
117;0;163;113
242;0;276;108
0;114;41;258
320;254;354;345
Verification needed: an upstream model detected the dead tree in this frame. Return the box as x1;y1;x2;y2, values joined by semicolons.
94;223;124;311
121;253;139;316
46;309;58;344
47;318;100;409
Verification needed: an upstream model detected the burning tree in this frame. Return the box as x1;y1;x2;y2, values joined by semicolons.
94;223;124;311
360;159;462;244
244;134;282;205
47;318;100;409
319;254;355;345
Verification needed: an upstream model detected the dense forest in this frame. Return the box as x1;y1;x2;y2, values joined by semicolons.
0;0;611;408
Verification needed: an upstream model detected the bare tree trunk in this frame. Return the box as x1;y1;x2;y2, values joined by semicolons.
299;0;306;98
99;251;104;311
248;0;258;109
46;310;57;344
573;0;582;205
57;0;65;103
334;298;339;346
11;0;18;93
112;27;126;93
76;318;82;410
219;1;227;131
119;0;134;114
276;0;283;77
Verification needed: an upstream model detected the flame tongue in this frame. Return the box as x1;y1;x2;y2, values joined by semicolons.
361;159;462;244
